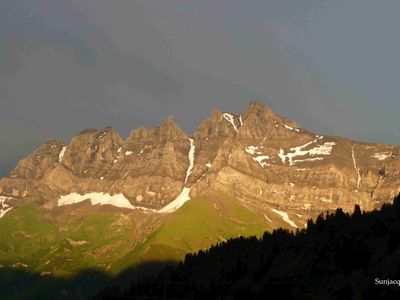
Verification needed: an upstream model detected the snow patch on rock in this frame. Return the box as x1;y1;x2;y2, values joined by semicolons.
271;208;298;228
58;146;66;162
0;196;14;218
321;198;333;203
222;113;238;132
97;131;107;139
245;146;270;167
253;156;270;167
245;146;260;155
282;124;301;132
372;152;390;161
278;138;336;165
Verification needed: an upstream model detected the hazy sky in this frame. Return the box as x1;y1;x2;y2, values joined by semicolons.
1;0;400;175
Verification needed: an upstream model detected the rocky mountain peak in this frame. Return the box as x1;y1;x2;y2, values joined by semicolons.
243;101;299;126
193;108;241;139
239;101;301;140
127;127;152;142
155;115;187;141
128;116;187;144
76;128;98;136
60;127;124;175
67;126;123;148
9;139;64;179
244;101;277;117
210;108;223;118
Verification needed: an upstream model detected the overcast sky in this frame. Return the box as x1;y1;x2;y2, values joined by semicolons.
1;0;400;175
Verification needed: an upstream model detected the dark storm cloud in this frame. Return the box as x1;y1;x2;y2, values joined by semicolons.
0;1;261;131
0;0;264;174
1;0;400;176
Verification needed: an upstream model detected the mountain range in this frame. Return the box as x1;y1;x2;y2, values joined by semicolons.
0;101;399;278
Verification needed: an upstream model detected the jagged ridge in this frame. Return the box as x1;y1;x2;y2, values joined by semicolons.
1;101;399;229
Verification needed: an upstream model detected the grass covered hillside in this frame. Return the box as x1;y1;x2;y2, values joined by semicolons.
0;192;270;299
0;202;140;277
113;192;270;271
98;195;400;300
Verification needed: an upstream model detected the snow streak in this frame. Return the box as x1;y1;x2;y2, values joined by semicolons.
157;188;191;213
184;138;195;185
59;146;66;162
271;208;298;228
158;138;195;213
352;146;361;189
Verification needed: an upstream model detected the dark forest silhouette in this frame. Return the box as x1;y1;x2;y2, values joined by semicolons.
97;195;400;300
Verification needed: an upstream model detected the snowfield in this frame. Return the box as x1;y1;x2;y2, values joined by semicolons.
157;187;191;213
278;138;336;165
58;192;155;211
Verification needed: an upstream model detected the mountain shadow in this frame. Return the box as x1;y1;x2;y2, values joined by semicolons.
0;261;171;300
96;195;400;300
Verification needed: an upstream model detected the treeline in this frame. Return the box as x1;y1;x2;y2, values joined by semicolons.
97;196;400;299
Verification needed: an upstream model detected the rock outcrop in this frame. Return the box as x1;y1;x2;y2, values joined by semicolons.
1;101;399;230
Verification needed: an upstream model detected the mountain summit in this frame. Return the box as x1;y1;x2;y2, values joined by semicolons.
0;101;398;275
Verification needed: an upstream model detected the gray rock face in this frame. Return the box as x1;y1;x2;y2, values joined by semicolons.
1;102;399;229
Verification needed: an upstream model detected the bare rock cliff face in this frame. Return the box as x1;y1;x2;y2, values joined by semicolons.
1;101;399;229
190;102;400;228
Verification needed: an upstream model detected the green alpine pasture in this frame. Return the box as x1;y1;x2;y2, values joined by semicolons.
0;193;269;275
113;193;270;271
